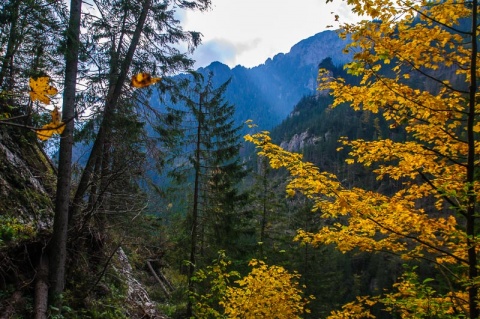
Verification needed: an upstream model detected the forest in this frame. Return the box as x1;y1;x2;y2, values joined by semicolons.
0;0;479;318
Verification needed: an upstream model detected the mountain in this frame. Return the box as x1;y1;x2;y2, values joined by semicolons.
70;30;352;182
192;30;352;130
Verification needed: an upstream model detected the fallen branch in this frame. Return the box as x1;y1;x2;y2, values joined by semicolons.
146;261;170;298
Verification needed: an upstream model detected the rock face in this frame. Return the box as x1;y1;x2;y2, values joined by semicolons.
0;127;55;317
279;130;327;152
0;127;55;242
280;131;310;151
287;30;352;67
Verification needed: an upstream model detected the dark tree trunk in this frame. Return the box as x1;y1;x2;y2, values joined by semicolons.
466;2;478;318
186;93;203;318
260;157;268;258
47;0;82;307
34;255;49;319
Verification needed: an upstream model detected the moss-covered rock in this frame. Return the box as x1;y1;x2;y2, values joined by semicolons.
0;126;56;315
0;126;55;241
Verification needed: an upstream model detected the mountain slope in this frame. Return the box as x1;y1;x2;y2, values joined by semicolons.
194;30;351;129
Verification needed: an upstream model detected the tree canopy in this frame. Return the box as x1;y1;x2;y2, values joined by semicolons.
247;0;480;317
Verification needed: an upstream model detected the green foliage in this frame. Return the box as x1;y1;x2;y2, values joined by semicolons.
381;266;464;319
81;285;128;319
329;265;467;319
190;251;240;319
0;216;35;245
59;273;129;319
48;304;74;319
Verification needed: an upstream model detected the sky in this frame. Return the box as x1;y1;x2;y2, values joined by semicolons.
179;0;361;69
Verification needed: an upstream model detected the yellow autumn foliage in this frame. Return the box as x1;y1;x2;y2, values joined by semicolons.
36;107;65;140
246;0;479;317
29;76;58;104
220;260;311;319
130;72;161;88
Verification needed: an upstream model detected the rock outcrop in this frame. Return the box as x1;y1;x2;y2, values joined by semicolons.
279;130;329;152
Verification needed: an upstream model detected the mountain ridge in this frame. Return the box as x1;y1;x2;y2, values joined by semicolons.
192;30;352;130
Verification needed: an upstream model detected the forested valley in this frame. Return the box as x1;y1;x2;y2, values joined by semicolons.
0;0;479;318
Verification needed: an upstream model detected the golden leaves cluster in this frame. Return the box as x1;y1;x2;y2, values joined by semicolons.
130;72;161;88
29;76;65;141
220;260;312;318
36;107;65;141
246;131;460;260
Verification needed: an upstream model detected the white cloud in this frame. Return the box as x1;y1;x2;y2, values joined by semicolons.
192;39;237;68
181;0;361;68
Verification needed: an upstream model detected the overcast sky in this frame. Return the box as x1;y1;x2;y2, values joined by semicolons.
179;0;361;69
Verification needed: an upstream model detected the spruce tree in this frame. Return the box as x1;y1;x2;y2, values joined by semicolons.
156;73;252;316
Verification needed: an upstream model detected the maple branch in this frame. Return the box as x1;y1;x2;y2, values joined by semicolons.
381;248;463;284
383;101;469;147
398;250;469;315
0;114;74;132
416;169;465;217
366;68;471;155
435;262;469;312
401;0;471;36
370;77;470;158
369;60;469;117
399;59;469;94
364;215;469;265
359;36;471;116
420;143;467;167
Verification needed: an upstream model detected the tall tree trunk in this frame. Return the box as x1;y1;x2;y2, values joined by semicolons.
47;0;82;307
466;2;478;318
70;0;152;222
186;92;203;318
259;157;268;258
34;255;49;319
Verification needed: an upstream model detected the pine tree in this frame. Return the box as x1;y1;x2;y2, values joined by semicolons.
156;73;252;316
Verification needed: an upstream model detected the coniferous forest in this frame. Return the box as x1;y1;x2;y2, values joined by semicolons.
0;0;480;318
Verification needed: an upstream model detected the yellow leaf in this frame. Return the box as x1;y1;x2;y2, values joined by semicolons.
286;188;296;197
130;72;161;88
29;77;58;104
36;107;65;141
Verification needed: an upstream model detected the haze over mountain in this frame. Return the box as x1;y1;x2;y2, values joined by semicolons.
74;30;350;165
192;30;352;130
